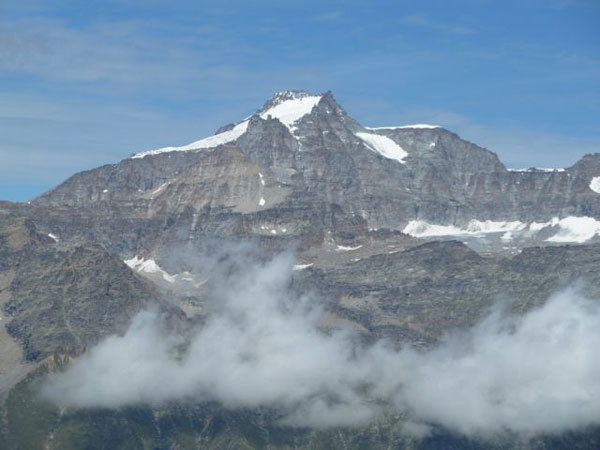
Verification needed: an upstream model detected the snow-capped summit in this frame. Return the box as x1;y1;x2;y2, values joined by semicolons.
259;90;319;110
131;121;250;159
131;90;323;159
256;90;322;133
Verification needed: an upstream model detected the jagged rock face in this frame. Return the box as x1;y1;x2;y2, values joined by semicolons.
0;208;167;378
298;240;600;347
29;90;600;256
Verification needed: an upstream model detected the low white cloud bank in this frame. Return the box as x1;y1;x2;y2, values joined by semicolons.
41;252;600;438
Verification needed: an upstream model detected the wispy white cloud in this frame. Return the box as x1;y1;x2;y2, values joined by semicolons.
402;13;475;35
0;16;257;97
313;11;343;22
40;249;600;437
552;0;596;9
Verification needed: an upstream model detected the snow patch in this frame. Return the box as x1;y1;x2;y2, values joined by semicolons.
397;124;440;129
403;222;463;238
260;95;322;133
589;177;600;194
131;121;249;159
130;92;322;159
151;182;170;196
259;173;265;186
356;132;408;164
365;124;440;130
124;256;176;283
545;217;600;243
508;168;566;173
293;263;313;271
465;220;528;234
335;244;363;251
404;217;600;244
529;218;560;231
102;189;108;193
259;197;266;206
403;220;527;238
48;233;58;242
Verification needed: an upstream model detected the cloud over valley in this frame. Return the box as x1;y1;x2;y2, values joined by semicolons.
41;250;600;438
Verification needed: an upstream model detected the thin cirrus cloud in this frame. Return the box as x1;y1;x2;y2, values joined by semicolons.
0;18;249;88
313;11;344;22
401;13;475;35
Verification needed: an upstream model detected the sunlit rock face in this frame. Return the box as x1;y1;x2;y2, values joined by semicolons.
29;91;600;257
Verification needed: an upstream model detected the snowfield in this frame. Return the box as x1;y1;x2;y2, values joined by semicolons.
403;217;600;244
356;132;408;164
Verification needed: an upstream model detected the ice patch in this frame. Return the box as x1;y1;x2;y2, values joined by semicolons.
124;256;176;283
589;177;600;194
131;121;249;159
356;132;408;164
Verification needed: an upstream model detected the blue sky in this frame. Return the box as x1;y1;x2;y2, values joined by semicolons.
1;0;598;201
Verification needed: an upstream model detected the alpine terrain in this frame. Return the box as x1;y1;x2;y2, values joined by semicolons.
1;90;600;449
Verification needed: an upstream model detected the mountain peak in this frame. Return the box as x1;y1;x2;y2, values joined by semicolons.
260;90;321;111
131;90;325;158
255;90;324;134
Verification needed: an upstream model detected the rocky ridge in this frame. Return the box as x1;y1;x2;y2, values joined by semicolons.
29;90;600;260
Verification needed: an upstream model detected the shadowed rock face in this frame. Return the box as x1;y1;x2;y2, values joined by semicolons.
2;92;600;449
